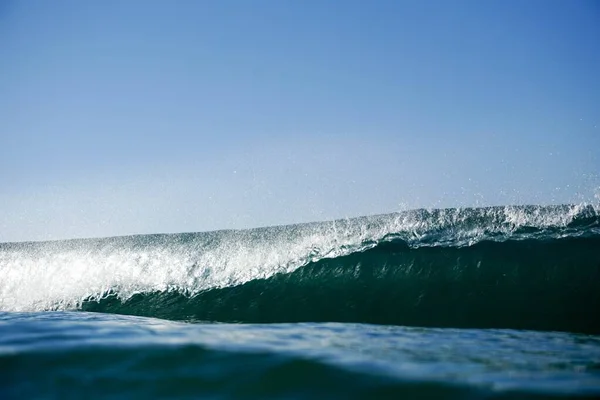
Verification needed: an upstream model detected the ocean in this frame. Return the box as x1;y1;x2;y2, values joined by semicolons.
1;204;599;399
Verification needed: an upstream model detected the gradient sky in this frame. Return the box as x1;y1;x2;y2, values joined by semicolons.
1;0;599;242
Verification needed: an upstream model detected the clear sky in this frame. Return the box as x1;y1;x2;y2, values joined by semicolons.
1;0;599;242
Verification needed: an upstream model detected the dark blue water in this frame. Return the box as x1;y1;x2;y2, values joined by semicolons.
3;312;600;399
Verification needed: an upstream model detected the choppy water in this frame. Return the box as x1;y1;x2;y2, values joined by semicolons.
1;205;599;398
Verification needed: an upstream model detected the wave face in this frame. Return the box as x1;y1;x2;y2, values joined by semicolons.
1;204;599;333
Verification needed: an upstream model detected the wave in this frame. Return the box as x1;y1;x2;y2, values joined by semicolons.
1;204;599;332
81;235;600;333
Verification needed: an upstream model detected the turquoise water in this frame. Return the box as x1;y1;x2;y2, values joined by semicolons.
1;205;599;398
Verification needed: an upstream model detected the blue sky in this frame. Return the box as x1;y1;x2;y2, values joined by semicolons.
1;0;599;242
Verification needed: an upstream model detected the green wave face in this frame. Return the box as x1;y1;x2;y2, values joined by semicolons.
81;236;600;333
2;204;599;333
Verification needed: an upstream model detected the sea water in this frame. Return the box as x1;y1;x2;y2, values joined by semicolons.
1;205;599;398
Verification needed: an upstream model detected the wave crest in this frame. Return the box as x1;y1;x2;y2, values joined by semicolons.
0;204;598;314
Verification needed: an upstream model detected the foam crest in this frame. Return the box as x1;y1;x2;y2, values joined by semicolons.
0;220;390;312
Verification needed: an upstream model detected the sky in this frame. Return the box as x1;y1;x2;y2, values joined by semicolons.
1;0;599;242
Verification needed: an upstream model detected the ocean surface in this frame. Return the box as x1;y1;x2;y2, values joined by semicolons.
1;204;599;399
